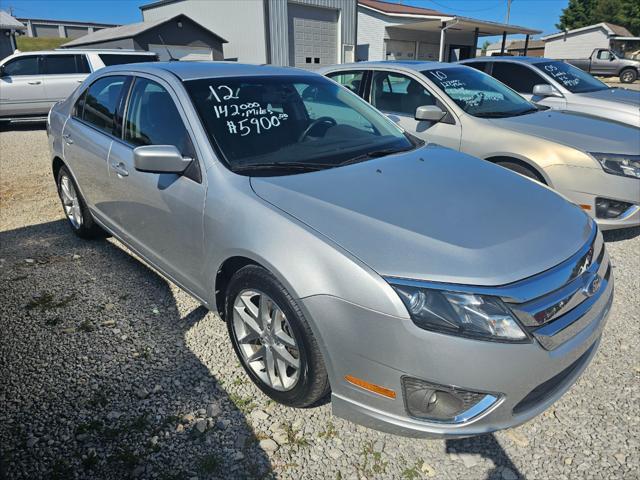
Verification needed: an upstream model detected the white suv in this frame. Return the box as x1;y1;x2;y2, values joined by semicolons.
0;49;158;122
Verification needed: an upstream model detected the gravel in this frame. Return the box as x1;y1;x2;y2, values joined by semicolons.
1;125;638;479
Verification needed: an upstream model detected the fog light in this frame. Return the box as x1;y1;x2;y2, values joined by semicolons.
595;198;633;219
402;377;499;423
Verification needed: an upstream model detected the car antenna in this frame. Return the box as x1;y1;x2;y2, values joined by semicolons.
157;35;178;61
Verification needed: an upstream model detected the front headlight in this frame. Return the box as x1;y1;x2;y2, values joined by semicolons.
389;282;527;342
590;152;640;179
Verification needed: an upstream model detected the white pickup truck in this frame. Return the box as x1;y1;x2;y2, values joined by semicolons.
0;49;158;123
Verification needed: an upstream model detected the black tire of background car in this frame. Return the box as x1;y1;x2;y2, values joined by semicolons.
225;265;331;408
619;68;638;84
56;165;105;239
496;160;546;184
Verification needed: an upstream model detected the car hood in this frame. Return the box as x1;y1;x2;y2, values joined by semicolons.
488;110;639;154
250;146;592;286
578;87;640;108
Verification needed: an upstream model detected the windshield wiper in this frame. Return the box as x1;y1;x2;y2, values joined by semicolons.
232;161;333;173
336;147;414;167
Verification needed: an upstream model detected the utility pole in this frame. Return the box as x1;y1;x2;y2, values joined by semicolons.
506;0;512;24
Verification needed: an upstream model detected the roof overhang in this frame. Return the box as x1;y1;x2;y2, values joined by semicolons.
612;36;640;41
385;17;540;36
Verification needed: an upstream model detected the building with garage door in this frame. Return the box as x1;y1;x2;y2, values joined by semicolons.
60;14;227;61
140;0;357;68
17;17;119;40
357;0;539;62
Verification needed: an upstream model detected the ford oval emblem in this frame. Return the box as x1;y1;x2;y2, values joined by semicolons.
583;274;601;298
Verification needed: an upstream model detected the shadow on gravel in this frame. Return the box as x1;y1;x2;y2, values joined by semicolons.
446;434;524;480
0;122;46;132
602;226;640;243
0;219;271;479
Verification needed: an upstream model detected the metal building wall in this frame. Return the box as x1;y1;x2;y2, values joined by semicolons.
267;0;357;66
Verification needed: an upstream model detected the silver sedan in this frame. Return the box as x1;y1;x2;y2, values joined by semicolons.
320;62;640;230
48;62;612;438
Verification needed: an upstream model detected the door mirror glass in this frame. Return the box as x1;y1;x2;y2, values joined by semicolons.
133;145;192;174
415;105;446;122
532;84;562;98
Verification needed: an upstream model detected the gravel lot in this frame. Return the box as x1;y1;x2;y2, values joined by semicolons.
1;126;638;480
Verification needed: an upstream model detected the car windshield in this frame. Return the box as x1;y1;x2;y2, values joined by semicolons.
185;75;417;175
422;67;537;118
533;61;608;93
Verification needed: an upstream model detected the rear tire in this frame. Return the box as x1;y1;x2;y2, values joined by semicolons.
496;160;545;184
619;68;637;84
225;265;330;408
56;165;104;239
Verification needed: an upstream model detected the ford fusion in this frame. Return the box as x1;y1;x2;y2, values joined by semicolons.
321;62;640;230
47;63;613;437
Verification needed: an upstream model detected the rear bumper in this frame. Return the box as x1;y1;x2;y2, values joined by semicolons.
547;164;640;230
300;275;612;438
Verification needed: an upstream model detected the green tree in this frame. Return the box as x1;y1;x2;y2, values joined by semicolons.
481;40;491;55
556;0;598;31
556;0;640;35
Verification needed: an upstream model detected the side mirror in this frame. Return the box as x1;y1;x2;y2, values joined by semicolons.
415;105;446;122
133;145;192;174
532;84;562;98
0;65;5;77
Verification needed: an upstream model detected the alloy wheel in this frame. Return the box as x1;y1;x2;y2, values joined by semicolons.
232;289;301;391
59;174;83;229
621;71;634;83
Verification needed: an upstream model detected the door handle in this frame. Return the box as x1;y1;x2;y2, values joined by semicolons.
76;80;83;83
62;133;73;144
27;80;41;85
111;162;129;177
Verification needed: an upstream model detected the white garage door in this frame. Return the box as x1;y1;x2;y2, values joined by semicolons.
148;44;213;62
288;4;338;69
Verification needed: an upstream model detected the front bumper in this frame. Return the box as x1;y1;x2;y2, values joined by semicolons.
300;247;613;438
546;164;640;230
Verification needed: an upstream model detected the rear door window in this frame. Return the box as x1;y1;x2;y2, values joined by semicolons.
371;71;437;116
326;71;365;97
465;62;488;73
81;75;127;136
99;54;158;66
2;56;40;76
42;54;90;75
490;63;548;94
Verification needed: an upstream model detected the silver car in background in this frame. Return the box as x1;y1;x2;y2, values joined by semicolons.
320;62;640;230
0;49;158;122
48;62;612;438
460;56;640;127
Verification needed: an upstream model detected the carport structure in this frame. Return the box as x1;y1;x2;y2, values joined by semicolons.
358;0;541;62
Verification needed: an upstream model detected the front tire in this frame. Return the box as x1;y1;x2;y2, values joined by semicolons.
56;165;104;239
225;265;330;407
619;68;637;84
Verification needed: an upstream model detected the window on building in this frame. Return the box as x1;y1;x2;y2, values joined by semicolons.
490;62;548;94
81;75;127;136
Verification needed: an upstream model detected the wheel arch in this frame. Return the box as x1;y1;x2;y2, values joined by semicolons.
485;155;550;185
214;255;261;320
52;156;65;182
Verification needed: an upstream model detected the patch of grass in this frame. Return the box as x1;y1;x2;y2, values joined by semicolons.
232;377;245;386
318;421;338;439
284;423;308;447
16;36;68;51
26;292;75;311
112;446;141;470
355;441;388;477
45;316;63;326
88;391;109;409
129;413;150;432
402;461;423;480
229;393;256;413
50;459;73;480
75;420;103;435
78;320;95;332
198;453;220;474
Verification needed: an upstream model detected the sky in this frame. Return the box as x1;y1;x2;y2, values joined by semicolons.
1;0;569;38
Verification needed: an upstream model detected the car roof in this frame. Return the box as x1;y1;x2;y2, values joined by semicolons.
462;56;550;64
102;61;321;81
319;60;462;74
